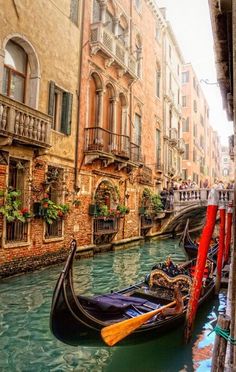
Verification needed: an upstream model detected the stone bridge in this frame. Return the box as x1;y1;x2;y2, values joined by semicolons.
160;189;234;235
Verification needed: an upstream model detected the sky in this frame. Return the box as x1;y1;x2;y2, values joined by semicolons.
158;0;233;146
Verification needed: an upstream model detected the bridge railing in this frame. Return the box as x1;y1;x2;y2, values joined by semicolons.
174;188;234;207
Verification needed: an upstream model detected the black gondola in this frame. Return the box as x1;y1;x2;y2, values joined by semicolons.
179;219;218;260
50;240;216;346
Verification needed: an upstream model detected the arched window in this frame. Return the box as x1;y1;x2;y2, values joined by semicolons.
2;35;40;108
134;106;142;147
3;40;27;103
89;75;98;126
156;63;161;98
88;73;102;127
117;93;127;136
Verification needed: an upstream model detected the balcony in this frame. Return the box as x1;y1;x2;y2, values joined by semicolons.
84;127;143;166
177;138;185;154
169;128;178;146
0;94;51;148
90;22;137;81
93;216;118;245
137;165;153;185
229;134;234;161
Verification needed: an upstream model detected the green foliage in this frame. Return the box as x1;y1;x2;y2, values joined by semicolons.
98;204;109;217
0;190;32;223
151;194;163;213
41;198;70;224
117;204;130;215
141;188;163;214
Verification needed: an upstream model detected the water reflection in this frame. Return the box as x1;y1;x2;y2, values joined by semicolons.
0;239;226;372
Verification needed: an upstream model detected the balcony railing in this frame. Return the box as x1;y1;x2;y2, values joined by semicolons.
94;216;118;235
0;94;51;148
84;127;143;163
90;22;137;80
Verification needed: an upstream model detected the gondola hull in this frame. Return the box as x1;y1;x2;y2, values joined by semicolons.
50;240;216;346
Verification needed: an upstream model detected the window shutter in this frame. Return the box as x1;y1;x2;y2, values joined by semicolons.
48;81;55;116
61;92;73;135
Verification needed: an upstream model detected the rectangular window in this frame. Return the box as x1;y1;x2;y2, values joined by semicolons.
6;158;29;244
169;73;172;91
169;45;172;60
93;0;100;22
193;100;197;112
200;114;204;126
183;117;189;132
134;113;142;146
193;149;196;162
156;71;160;98
182;71;189;83
70;0;79;25
193;123;197;138
156;129;161;167
182;169;187;180
48;81;73;135
182;96;187;107
184;144;189;160
200;135;204;149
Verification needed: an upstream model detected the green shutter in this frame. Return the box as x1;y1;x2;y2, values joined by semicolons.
61;92;73;135
48;81;55;116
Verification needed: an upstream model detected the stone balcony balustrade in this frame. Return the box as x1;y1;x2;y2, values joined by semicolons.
174;188;234;210
0;93;51;148
90;22;137;80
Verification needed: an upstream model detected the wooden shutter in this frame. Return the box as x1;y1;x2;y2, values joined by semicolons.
48;81;55;116
61;92;73;135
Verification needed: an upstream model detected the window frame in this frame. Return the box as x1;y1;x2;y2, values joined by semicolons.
3;41;28;103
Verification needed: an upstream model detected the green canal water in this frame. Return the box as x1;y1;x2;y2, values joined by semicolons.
0;239;226;372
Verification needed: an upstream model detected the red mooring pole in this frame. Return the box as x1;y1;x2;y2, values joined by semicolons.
215;200;226;293
224;201;233;264
184;188;219;343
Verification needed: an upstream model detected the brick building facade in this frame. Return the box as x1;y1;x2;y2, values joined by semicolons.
0;0;186;277
182;63;221;186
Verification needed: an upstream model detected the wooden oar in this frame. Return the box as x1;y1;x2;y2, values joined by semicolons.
101;294;188;346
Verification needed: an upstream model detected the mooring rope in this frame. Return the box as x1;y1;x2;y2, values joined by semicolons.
213;325;236;345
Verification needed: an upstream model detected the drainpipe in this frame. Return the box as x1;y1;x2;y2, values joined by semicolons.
74;0;86;192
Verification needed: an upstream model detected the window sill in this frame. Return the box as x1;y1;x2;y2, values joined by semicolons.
3;241;30;249
43;236;64;243
51;129;68;137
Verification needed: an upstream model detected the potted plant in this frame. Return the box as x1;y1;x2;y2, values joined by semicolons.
117;204;130;216
98;204;109;217
0;189;32;223
40;197;69;224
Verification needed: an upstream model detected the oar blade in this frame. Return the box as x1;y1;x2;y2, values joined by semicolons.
101;308;160;346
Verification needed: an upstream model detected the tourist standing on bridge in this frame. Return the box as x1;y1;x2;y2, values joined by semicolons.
160;188;168;210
